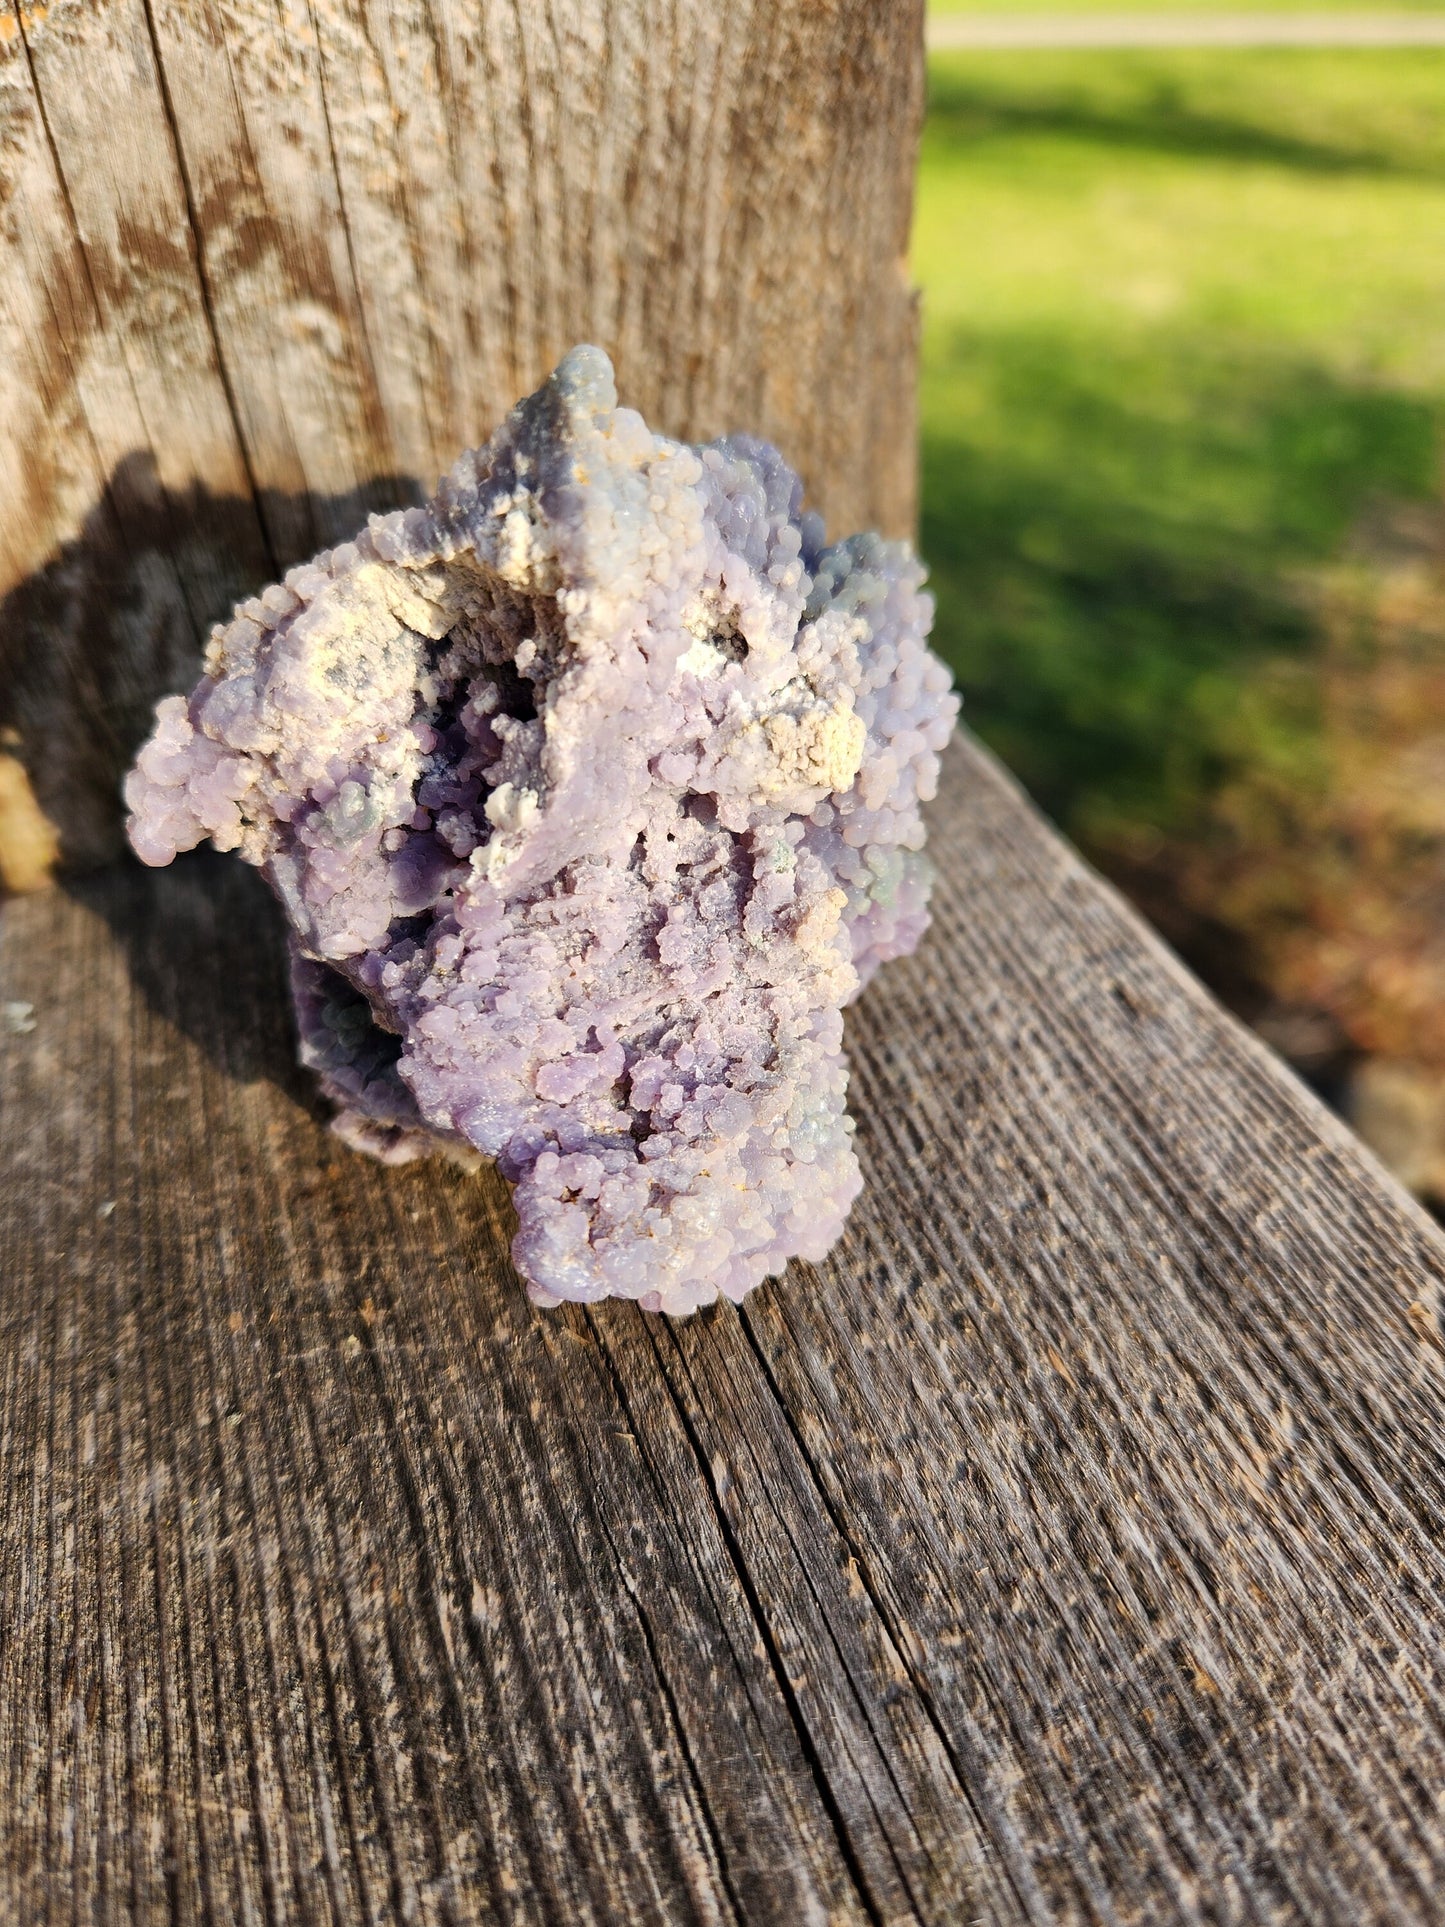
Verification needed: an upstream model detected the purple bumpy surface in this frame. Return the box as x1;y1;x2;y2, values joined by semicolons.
126;349;958;1314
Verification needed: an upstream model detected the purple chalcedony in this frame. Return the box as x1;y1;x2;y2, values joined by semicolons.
125;348;958;1314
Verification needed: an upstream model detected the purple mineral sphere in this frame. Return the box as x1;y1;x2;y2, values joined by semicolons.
125;348;958;1314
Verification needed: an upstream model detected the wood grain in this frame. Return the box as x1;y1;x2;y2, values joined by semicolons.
0;0;923;871
5;731;1445;1924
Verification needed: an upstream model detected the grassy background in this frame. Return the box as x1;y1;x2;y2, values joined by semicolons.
914;48;1445;991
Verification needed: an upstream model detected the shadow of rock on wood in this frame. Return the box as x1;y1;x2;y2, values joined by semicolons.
60;847;316;1102
0;455;421;871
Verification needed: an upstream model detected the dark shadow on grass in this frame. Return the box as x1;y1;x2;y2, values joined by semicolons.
919;329;1445;1078
925;58;1445;181
919;329;1439;851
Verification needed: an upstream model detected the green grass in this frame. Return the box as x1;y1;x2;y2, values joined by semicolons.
914;49;1445;851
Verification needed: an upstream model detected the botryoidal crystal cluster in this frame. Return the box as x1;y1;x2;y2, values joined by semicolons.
125;348;958;1314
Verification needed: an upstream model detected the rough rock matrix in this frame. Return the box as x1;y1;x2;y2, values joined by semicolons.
125;348;958;1314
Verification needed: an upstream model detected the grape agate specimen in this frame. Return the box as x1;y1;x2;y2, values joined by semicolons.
125;348;958;1314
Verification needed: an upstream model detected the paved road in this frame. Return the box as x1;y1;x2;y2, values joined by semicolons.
928;10;1445;47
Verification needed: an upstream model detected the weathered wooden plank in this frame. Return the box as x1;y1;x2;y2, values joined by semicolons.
143;0;404;560
0;0;923;877
5;731;1445;1923
0;0;272;867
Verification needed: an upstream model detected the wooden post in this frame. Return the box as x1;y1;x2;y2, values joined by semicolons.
8;6;1445;1924
0;0;923;870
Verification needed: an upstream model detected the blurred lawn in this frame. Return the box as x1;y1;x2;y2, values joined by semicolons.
914;49;1445;868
